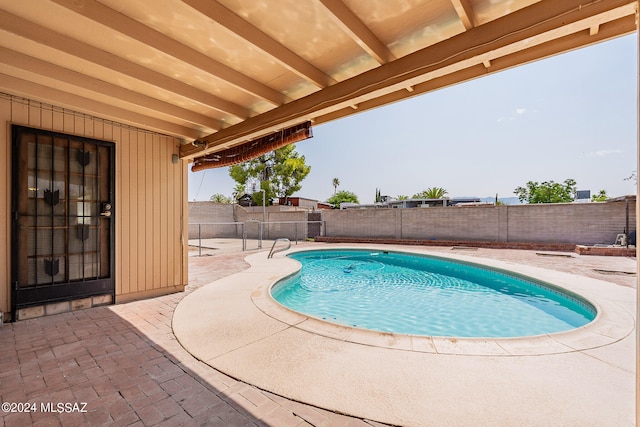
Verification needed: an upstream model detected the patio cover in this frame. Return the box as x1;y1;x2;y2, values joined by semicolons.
0;0;636;162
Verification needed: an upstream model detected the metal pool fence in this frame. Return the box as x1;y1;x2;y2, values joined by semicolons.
188;220;325;255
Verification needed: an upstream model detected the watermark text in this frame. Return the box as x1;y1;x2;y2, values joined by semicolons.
1;402;88;414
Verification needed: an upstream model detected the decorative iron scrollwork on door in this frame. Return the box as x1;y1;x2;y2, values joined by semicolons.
44;258;60;277
77;224;90;241
43;189;60;206
76;150;91;167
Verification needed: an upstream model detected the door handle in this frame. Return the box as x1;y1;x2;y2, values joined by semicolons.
101;203;112;217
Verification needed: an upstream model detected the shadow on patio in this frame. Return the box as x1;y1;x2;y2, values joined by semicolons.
0;251;383;426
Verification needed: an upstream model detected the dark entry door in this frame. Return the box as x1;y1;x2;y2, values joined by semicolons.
11;125;115;318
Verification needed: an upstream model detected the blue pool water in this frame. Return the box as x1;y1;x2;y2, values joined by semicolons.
271;250;596;338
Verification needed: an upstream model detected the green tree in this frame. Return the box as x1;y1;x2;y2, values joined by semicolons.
229;144;311;205
209;193;232;203
396;195;409;200
232;183;246;201
375;188;381;203
514;179;577;203
326;190;359;208
332;177;340;194
591;190;608;202
413;187;448;199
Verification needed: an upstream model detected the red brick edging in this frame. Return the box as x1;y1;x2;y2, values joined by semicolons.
314;237;636;257
575;245;637;257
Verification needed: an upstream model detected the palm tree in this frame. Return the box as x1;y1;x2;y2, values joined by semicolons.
413;187;448;199
332;177;340;194
209;193;231;203
232;183;246;201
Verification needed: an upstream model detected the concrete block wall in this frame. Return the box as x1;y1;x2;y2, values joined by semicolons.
188;200;634;246
231;205;310;240
400;206;500;241
188;202;235;223
187;202;237;238
504;202;633;244
324;209;400;238
323;200;635;245
262;211;308;240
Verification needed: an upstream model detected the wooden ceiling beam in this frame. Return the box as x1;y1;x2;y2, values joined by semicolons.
0;47;222;131
319;0;395;64
51;0;285;107
0;73;201;139
180;0;636;159
0;8;248;119
450;0;477;30
182;0;335;88
313;14;637;126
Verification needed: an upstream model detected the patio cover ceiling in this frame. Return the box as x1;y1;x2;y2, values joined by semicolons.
0;0;636;161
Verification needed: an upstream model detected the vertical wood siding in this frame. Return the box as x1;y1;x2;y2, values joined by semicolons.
1;96;11;318
0;95;188;316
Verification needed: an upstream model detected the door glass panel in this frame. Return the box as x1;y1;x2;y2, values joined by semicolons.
70;145;97;175
28;228;65;256
29;169;51;199
69;225;97;252
69;254;99;281
69;174;87;200
27;256;68;285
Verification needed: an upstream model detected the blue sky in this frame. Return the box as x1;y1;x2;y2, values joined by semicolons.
189;34;637;204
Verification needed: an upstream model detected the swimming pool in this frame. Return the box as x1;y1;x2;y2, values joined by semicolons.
271;249;596;338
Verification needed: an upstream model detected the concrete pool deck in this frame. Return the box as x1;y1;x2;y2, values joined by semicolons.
174;243;636;426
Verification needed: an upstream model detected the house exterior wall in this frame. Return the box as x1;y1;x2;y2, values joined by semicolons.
1;95;189;320
277;197;319;209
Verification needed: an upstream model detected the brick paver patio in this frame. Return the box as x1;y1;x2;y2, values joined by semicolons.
0;248;385;427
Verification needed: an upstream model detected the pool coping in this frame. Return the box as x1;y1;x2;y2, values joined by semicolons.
173;244;636;426
252;246;632;356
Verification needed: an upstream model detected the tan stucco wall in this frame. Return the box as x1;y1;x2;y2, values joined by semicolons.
1;94;189;319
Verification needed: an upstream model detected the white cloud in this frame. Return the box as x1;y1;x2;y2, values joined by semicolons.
497;108;527;122
589;149;623;157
